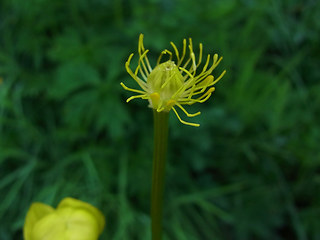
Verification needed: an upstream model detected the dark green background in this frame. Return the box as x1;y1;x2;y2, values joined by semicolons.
0;0;319;239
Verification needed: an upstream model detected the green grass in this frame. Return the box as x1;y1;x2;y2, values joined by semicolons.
0;0;319;239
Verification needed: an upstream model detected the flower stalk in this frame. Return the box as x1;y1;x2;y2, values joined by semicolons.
151;110;169;240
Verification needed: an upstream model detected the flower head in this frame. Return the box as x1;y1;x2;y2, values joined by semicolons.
121;34;226;127
23;197;105;240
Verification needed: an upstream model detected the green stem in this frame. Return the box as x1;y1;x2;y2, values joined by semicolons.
151;110;169;240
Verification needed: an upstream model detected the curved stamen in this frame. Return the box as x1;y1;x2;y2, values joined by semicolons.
172;107;200;127
176;103;201;117
177;39;187;67
127;94;148;102
120;82;146;94
196;43;203;68
138;50;150;80
138;34;153;72
157;49;172;65
125;54;148;91
170;41;180;63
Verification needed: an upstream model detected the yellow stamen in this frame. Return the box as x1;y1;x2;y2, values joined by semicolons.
120;82;146;94
157;50;172;65
178;39;187;66
188;38;193;55
157;106;165;112
172;107;200;127
150;92;160;107
127;94;148;103
211;70;226;86
138;50;150;80
213;53;219;65
200;55;211;74
190;51;197;76
134;64;140;76
176;103;201;117
138;34;153;72
166;99;176;109
170;42;180;63
179;67;193;79
181;56;192;72
188;75;214;94
197;43;203;67
125;53;148;91
197;87;215;103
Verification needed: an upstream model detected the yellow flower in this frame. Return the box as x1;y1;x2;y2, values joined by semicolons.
121;34;226;127
23;197;105;240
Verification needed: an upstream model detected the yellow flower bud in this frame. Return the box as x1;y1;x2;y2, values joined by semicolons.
24;198;105;240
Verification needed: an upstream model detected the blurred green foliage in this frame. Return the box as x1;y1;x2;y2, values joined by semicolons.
0;0;320;239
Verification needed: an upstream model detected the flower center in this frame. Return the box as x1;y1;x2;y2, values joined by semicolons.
147;61;184;111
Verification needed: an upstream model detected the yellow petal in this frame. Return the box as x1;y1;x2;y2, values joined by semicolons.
56;208;100;240
24;203;54;240
57;197;105;234
31;212;67;240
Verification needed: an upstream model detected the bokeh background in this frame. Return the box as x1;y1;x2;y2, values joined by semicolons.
0;0;319;239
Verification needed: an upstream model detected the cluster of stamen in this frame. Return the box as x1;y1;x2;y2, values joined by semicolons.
121;34;226;127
